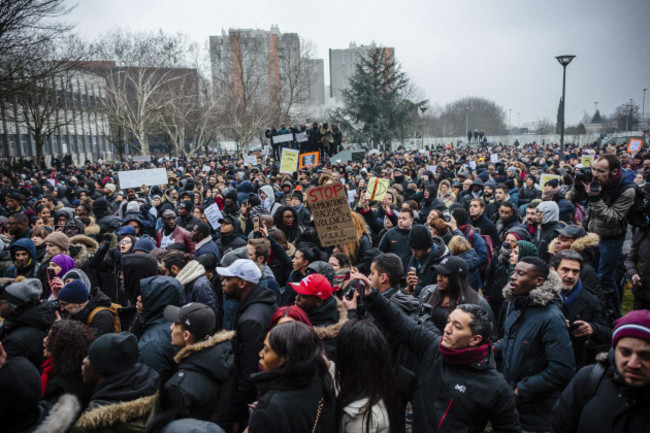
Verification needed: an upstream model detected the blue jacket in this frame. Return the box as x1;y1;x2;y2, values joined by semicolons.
3;238;39;278
495;271;576;432
195;237;222;263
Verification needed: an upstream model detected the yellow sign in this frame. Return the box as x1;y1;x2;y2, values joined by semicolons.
279;148;299;174
580;155;594;167
540;174;561;189
365;177;390;201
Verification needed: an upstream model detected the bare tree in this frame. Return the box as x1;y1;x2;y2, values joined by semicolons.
88;29;193;155
535;117;555;134
442;97;507;136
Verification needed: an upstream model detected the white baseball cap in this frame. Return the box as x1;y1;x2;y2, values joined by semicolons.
216;259;262;284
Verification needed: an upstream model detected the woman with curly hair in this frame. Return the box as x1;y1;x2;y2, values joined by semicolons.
337;212;374;274
41;319;96;406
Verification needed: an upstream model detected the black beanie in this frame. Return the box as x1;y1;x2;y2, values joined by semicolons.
88;332;139;377
408;225;433;250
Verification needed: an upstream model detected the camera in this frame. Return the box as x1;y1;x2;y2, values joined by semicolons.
574;167;593;184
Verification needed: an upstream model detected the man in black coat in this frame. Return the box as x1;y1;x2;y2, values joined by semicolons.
217;259;276;429
552;250;610;368
551;309;650;433
57;279;116;337
404;225;450;296
469;197;499;247
0;278;55;370
356;277;520;433
292;273;345;359
378;208;415;269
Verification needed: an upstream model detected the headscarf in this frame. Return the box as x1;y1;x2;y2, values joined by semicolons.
50;254;76;277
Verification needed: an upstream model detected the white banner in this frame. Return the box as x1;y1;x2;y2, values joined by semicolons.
244;155;258;165
273;133;294;144
295;132;308;143
118;168;168;189
204;203;224;230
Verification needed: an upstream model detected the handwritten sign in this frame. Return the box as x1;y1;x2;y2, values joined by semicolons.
202;165;211;172
628;138;643;154
295;132;308;143
280;148;299;174
118;168;168;189
305;183;357;247
490;153;499;163
273;133;294;144
469;160;477;170
540;174;561;189
204;203;223;230
580;155;594;167
244;155;258;165
347;189;356;203
365;177;390;202
299;152;320;169
132;155;150;162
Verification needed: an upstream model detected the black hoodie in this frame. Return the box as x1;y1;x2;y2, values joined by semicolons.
1;301;56;370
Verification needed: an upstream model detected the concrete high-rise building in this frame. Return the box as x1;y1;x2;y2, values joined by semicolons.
209;25;301;105
303;58;325;107
329;42;394;102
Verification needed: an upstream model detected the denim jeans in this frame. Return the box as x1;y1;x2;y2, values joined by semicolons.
598;237;625;316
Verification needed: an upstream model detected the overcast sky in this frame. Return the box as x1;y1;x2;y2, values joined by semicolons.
63;0;650;128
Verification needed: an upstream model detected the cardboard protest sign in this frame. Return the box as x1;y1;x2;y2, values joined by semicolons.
295;132;308;143
365;177;390;201
305;183;357;247
204;203;223;230
273;133;294;144
280;148;299;174
580;155;594;167
628;137;643;154
244;155;258;165
299;152;319;169
540;174;561;189
118;168;168;189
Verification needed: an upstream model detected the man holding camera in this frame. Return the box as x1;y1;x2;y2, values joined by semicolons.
567;155;636;316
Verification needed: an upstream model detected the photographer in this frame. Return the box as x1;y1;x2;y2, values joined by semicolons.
567;155;636;315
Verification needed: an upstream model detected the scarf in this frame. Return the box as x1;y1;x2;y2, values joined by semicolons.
439;340;492;366
498;244;511;263
602;170;622;190
41;357;55;397
562;278;583;312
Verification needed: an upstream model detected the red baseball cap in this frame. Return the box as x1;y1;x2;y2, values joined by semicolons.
290;274;332;300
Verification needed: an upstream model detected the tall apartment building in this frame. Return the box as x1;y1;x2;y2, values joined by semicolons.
329;42;395;102
303;58;325;107
209;26;301;105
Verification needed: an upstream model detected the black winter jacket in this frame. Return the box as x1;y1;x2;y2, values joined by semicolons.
232;284;277;422
551;351;650;433
249;369;336;433
0;301;56;370
364;290;521;433
162;330;236;427
377;226;412;269
68;288;115;337
406;236;450;296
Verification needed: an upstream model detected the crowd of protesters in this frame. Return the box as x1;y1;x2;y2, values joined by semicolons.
0;136;649;433
266;122;344;160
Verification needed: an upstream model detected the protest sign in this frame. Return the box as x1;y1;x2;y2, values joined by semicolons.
365;177;390;201
273;133;293;144
426;165;437;174
305;183;356;247
202;165;211;172
580;155;594;167
280;148;299;174
295;132;308;143
628;137;643;154
244;155;258;165
469;160;477;170
540;174;561;189
347;189;356;203
47;178;57;188
118;168;168;189
132;155;150;162
299;152;319;169
204;203;224;230
490;153;499;163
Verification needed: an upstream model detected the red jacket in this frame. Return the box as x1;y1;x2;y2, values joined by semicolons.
156;225;195;254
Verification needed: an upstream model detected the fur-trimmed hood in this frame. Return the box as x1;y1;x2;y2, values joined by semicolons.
33;394;81;433
313;298;348;340
69;234;99;255
73;392;158;431
174;330;236;363
548;232;599;256
502;270;562;306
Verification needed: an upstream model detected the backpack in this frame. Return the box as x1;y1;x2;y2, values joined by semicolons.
468;227;494;270
626;184;650;228
88;303;122;333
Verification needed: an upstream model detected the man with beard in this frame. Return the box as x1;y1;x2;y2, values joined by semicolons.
522;201;540;238
7;213;30;245
177;200;201;231
3;239;40;279
192;222;221;263
495;202;522;249
216;259;276;429
551;250;610;368
156;209;195;253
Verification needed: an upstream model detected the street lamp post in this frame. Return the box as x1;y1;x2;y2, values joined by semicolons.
643;88;647;120
465;106;469;142
556;55;576;153
626;100;633;136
